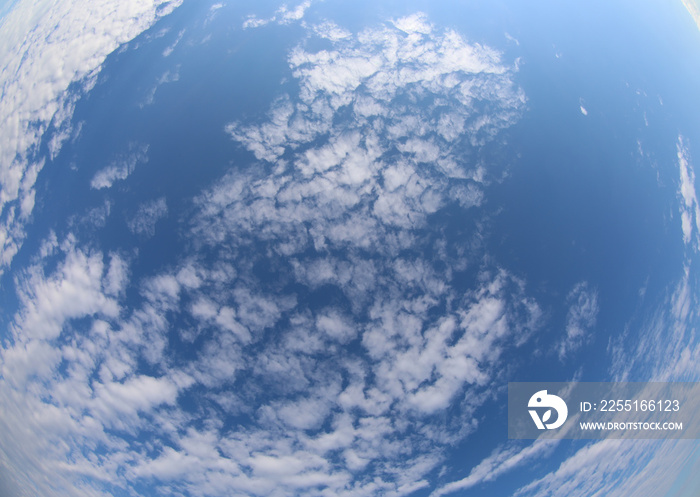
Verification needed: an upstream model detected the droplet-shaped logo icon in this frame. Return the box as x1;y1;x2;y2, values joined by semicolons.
528;390;568;430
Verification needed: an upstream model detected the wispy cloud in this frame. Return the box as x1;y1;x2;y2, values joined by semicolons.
432;440;558;497
242;0;313;29
531;236;700;497
558;281;598;359
515;439;698;497
90;144;149;189
163;28;185;57
677;136;700;251
141;65;180;106
127;196;168;236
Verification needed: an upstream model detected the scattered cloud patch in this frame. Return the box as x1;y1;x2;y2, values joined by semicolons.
163;29;185;57
578;234;700;497
682;0;700;33
171;14;536;496
313;21;351;41
558;281;598;359
127;197;168;237
243;0;313;29
142;66;180;106
677;136;700;251
90;144;149;189
579;97;588;115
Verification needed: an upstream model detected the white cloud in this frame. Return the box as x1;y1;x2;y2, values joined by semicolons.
316;310;356;343
432;440;558;497
243;0;313;29
242;15;270;29
0;0;183;275
0;11;540;497
441;246;698;497
558;281;598;359
127;196;168;236
0;236;195;496
515;439;698;497
10;246;121;343
677;136;700;251
231;14;523;161
610;260;700;383
163;28;185;57
91;374;181;427
392;12;433;35
505;32;520;46
90;144;149;189
278;0;311;23
142;66;180;106
314;21;351;41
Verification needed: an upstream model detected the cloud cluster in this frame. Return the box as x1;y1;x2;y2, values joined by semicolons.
168;13;534;496
2;4;697;497
438;250;699;497
0;12;539;497
0;0;183;275
0;238;194;496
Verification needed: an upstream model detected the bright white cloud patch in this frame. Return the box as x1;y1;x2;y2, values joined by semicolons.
90;143;149;189
0;0;183;275
579;97;588;116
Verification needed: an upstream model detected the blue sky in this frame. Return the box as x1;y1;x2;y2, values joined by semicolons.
0;1;699;497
